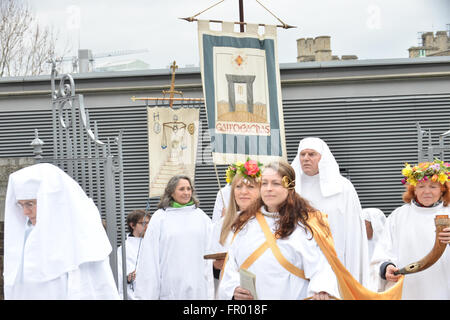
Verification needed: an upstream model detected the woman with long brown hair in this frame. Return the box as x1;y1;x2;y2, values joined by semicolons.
134;175;214;300
218;160;339;300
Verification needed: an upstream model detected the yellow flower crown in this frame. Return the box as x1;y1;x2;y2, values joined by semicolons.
401;158;450;186
225;158;263;184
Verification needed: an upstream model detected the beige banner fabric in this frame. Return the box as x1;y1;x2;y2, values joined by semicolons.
198;20;287;165
147;106;200;197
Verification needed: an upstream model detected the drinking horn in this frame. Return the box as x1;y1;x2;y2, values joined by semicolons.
394;215;449;275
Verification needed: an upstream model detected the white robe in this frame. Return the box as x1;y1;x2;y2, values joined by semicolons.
212;184;231;223
208;215;235;255
299;173;370;286
5;258;118;300
361;208;387;261
292;137;370;286
207;215;236;299
5;223;118;300
4;163;119;300
218;207;340;300
370;202;450;300
117;236;142;300
134;205;214;300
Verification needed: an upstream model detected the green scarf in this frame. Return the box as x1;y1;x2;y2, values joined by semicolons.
171;200;194;208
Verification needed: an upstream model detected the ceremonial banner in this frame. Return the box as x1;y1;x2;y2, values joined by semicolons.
198;20;287;164
147;106;200;197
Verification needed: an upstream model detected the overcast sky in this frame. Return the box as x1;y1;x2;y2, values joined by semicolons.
30;0;450;70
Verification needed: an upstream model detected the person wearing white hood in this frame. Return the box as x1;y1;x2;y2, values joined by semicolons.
3;163;120;300
291;137;370;286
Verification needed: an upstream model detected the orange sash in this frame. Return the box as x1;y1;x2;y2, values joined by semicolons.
222;211;405;300
220;212;307;280
250;212;308;280
308;211;404;300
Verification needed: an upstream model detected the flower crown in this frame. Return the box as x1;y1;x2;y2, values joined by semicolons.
225;158;263;184
401;158;450;186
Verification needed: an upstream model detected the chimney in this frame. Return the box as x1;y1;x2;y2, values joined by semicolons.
78;49;93;73
435;31;449;51
421;32;434;47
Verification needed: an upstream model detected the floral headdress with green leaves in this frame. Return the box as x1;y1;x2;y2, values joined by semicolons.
401;158;450;186
225;158;263;184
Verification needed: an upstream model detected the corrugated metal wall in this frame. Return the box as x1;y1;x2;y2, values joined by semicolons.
284;93;450;214
1;92;450;218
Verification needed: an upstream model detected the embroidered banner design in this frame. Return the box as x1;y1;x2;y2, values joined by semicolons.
147;106;200;197
198;20;287;164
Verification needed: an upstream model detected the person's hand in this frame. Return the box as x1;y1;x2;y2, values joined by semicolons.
312;291;331;300
127;270;136;283
385;265;402;282
233;286;254;300
213;259;224;270
438;227;450;245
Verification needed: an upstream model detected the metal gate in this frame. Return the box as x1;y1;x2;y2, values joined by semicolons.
30;60;128;298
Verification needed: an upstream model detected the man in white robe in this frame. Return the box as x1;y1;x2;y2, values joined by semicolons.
3;163;119;300
291;137;370;286
134;204;214;299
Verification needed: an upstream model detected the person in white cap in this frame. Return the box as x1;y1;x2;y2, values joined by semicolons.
3;163;120;300
291;137;370;286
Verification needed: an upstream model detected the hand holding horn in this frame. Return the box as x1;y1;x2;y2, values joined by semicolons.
394;215;449;275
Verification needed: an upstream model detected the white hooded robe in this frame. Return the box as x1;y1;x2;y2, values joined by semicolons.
291;137;370;286
3;163;119;300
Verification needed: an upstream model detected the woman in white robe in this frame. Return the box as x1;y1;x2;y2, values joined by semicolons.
3;163;119;300
370;160;450;299
208;159;262;298
218;161;339;300
291;137;370;286
117;209;150;300
134;175;214;300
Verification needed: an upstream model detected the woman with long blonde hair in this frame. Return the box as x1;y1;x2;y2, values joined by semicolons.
208;159;262;296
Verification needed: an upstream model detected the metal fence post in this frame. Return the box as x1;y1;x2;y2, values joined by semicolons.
104;154;118;287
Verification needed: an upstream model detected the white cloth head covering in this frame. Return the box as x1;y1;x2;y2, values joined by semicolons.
291;137;343;197
361;208;386;241
4;163;112;285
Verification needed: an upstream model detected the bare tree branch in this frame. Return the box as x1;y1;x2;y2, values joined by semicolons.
0;0;69;77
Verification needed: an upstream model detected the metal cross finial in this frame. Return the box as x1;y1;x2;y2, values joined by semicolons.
162;60;183;108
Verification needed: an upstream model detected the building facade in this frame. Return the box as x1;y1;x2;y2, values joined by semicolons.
409;30;450;58
296;35;358;62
